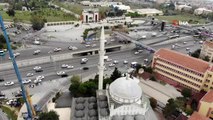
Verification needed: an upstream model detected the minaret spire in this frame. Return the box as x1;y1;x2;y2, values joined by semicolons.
98;26;105;90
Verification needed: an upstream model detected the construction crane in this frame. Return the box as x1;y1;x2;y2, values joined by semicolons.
0;16;34;119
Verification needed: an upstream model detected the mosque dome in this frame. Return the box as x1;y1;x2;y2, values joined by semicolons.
109;75;142;104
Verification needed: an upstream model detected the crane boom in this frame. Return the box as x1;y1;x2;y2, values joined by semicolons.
0;16;33;119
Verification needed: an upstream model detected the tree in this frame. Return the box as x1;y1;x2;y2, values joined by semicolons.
110;67;121;81
181;88;192;98
191;49;201;58
38;110;59;120
69;75;81;97
149;97;157;109
163;99;177;118
30;14;46;30
6;8;15;16
203;56;210;62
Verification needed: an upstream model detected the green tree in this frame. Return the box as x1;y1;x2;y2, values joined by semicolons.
110;67;121;81
191;49;201;58
69;75;81;97
149;97;157;109
181;88;192;98
6;8;15;16
203;56;210;62
38;111;59;120
163;99;177;118
30;14;46;30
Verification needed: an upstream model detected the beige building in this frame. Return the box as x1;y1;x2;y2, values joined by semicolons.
132;8;163;16
198;90;213;119
152;48;213;92
194;8;212;15
200;40;213;63
81;9;99;23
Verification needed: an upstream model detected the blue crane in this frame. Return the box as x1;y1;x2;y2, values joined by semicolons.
0;16;33;119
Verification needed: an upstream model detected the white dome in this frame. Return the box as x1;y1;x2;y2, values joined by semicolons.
109;76;142;104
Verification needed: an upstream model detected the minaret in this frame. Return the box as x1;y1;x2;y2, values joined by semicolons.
98;26;105;90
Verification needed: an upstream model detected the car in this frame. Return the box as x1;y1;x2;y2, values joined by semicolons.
36;75;45;80
199;41;203;44
186;48;190;51
67;65;74;69
61;64;68;68
134;51;139;55
0;78;4;82
91;44;97;47
183;42;187;44
33;50;41;55
33;66;43;72
141;35;146;39
34;79;42;84
68;46;78;50
57;71;66;76
53;47;62;52
4;81;14;86
105;58;112;62
113;60;119;64
138;50;143;53
0;92;6;99
104;67;107;71
8;52;20;59
85;44;91;47
109;63;115;67
33;40;41;45
144;59;149;63
81;58;88;64
82;67;89;70
26;73;34;77
22;79;31;84
123;60;128;64
171;45;175;49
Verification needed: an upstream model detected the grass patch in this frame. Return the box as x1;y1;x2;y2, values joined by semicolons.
156;14;207;24
0;8;77;23
53;1;83;15
1;105;17;120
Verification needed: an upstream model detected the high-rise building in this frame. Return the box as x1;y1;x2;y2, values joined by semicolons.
152;48;213;92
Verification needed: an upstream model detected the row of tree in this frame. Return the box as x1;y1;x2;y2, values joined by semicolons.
69;67;121;97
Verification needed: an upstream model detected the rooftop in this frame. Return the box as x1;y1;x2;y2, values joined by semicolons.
188;112;209;120
154;48;210;73
201;90;213;103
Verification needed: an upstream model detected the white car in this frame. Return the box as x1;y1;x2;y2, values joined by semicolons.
68;46;78;50
53;47;62;52
26;73;34;77
186;48;190;51
61;64;68;68
109;63;115;67
138;50;143;53
34;79;42;84
36;75;45;80
33;66;42;71
106;58;112;62
8;53;20;59
4;81;14;86
67;65;74;69
22;79;31;84
33;40;40;45
81;58;88;64
57;71;66;76
199;41;203;44
134;51;139;55
113;60;119;64
144;59;148;62
85;44;91;47
91;44;97;47
33;50;41;55
123;60;128;64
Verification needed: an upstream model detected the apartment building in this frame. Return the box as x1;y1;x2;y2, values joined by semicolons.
152;48;213;92
200;40;213;63
198;90;213;119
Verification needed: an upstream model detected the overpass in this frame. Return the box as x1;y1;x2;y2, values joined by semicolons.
113;31;156;52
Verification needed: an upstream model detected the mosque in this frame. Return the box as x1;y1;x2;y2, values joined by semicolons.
70;26;158;120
